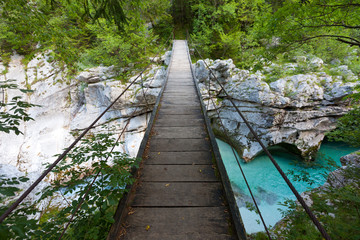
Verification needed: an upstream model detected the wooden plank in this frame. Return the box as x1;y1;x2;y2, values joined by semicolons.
132;182;224;207
161;102;199;108
123;233;234;240
149;138;210;152
161;92;198;97
122;207;234;240
165;86;195;91
166;81;194;85
162;96;199;101
145;151;213;165
161;99;200;106
156;113;203;120
153;118;204;127
157;107;201;115
160;105;200;109
141;165;218;182
152;126;206;138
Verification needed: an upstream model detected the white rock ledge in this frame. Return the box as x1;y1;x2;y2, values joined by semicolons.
0;52;170;177
194;59;357;161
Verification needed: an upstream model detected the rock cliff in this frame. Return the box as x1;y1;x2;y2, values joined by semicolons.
194;58;357;161
0;52;170;181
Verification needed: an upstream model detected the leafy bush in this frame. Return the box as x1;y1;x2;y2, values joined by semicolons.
273;165;360;240
0;80;38;135
0;0;172;76
0;129;137;239
327;107;360;148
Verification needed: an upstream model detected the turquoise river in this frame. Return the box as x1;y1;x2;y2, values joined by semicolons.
216;139;358;234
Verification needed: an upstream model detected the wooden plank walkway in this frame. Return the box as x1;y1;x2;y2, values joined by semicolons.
118;40;236;240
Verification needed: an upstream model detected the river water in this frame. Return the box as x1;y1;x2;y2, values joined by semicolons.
216;139;358;233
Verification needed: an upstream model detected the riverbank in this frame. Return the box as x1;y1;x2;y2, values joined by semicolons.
216;138;358;234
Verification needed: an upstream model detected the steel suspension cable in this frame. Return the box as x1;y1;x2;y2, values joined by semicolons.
0;34;174;224
187;35;272;239
187;34;331;240
58;37;174;239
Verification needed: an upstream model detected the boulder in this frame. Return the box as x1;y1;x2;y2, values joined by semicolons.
194;60;209;83
309;57;324;69
340;152;360;167
325;151;360;189
76;66;115;83
0;53;168;175
194;58;354;161
161;51;172;66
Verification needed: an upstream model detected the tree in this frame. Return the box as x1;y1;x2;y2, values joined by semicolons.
188;0;267;67
266;159;360;240
258;0;360;49
0;0;130;31
0;128;137;239
327;107;360;148
0;0;171;73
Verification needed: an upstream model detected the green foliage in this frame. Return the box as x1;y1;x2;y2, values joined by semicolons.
0;80;38;135
347;84;360;104
143;0;173;38
0;0;172;75
0;176;29;202
274;166;360;239
187;0;360;71
261;150;360;239
0;129;137;239
327;107;360;147
256;0;360;51
188;0;268;68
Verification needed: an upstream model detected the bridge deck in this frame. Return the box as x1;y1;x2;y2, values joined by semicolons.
118;40;236;240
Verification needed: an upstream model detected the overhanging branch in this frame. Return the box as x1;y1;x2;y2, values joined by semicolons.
302;34;360;47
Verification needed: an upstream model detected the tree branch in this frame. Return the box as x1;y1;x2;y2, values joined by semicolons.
316;3;360;8
300;24;360;29
302;34;360;47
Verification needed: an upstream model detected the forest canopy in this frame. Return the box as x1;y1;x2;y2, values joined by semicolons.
1;1;360;239
1;0;359;72
175;0;360;68
0;0;172;73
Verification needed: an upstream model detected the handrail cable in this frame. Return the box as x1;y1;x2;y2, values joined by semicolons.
0;86;4;110
187;34;331;240
187;35;272;239
58;36;174;239
0;33;174;224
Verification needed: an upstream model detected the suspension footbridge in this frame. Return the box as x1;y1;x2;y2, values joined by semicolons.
0;38;331;240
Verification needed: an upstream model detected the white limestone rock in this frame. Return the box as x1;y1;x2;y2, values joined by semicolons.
325;152;360;189
340;152;360;167
309;57;324;69
324;81;357;101
283;63;298;71
293;56;307;63
270;74;324;107
161;51;172;66
0;53;167;176
194;60;209;83
0;164;49;205
76;66;115;83
194;58;353;161
330;65;358;82
143;66;166;88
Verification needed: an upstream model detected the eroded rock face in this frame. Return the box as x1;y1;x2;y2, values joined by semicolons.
0;52;170;176
194;59;356;161
316;152;360;192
